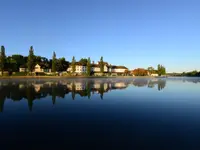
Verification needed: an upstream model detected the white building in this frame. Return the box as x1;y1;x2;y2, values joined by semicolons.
151;73;159;77
19;65;27;72
34;64;51;73
111;66;128;73
67;63;87;74
67;61;128;76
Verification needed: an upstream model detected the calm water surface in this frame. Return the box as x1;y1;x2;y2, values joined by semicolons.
1;77;200;150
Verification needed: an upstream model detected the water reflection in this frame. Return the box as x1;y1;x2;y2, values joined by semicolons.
0;78;166;112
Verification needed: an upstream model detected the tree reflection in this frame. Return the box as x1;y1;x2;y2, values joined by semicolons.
26;85;35;112
148;79;166;91
52;84;56;105
158;80;166;91
71;82;76;100
0;78;168;112
0;97;5;112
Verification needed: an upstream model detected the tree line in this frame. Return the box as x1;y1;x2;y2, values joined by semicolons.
0;46;70;74
0;46;105;75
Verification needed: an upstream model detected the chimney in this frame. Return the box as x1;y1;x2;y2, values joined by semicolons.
93;61;94;64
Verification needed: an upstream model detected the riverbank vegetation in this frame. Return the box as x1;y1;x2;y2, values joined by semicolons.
0;45;167;77
168;71;200;77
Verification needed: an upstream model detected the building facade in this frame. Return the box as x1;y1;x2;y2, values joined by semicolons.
67;62;128;76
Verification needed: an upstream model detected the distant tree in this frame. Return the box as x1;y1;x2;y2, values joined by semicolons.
0;46;6;75
35;56;42;64
79;58;88;65
87;57;91;76
157;64;166;76
11;55;25;70
100;56;104;73
147;67;154;74
27;46;35;73
71;56;76;73
52;51;56;72
56;57;69;72
132;68;148;76
124;69;129;76
6;56;17;72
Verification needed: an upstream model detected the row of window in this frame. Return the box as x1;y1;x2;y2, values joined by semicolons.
76;68;86;71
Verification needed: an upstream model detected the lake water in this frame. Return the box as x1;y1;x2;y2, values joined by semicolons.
1;77;200;150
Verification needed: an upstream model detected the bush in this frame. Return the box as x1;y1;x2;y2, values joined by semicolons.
36;72;46;76
3;72;9;76
45;72;58;76
12;72;27;76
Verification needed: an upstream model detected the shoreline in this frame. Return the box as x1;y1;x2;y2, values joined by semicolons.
0;76;156;79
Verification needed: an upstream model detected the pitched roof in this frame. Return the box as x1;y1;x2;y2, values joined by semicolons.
91;64;99;67
111;66;128;69
36;63;50;69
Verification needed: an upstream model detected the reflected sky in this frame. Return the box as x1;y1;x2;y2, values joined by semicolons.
0;77;200;149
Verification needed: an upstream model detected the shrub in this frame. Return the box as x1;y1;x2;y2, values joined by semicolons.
3;72;9;76
12;72;27;76
36;72;46;76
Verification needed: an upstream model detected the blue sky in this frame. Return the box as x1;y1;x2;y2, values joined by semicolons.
0;0;199;73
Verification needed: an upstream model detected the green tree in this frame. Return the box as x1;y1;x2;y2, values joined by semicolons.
157;64;166;76
147;67;154;74
35;56;42;64
27;46;35;73
87;57;91;76
0;46;6;75
52;51;56;72
11;54;25;71
100;56;104;73
71;56;76;73
56;57;69;72
79;58;88;65
6;56;17;72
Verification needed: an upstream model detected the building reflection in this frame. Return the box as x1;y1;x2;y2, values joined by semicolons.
132;78;166;91
0;79;167;112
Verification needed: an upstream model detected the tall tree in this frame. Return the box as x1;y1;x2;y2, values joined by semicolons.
0;46;6;75
147;67;154;74
100;56;104;73
71;56;76;73
87;57;91;76
27;46;35;73
52;51;56;72
157;64;166;76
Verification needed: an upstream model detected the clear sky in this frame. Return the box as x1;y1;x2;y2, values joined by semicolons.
0;0;199;73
